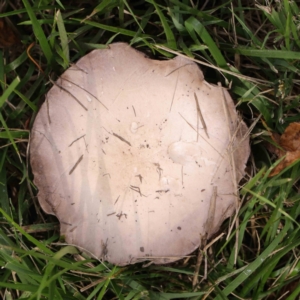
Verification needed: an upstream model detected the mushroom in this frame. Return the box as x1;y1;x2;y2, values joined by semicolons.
30;43;250;265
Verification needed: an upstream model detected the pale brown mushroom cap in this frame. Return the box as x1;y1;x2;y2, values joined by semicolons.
30;43;250;265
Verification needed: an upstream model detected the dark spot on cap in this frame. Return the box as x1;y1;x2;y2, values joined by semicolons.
140;247;144;252
177;226;181;230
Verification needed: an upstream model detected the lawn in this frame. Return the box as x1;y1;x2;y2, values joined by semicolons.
0;0;300;299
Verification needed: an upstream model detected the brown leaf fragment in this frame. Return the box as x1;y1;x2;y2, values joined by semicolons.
279;122;300;152
270;150;300;177
269;122;300;177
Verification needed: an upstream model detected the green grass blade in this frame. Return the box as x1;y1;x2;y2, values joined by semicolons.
0;113;21;160
83;0;118;20
286;284;300;300
242;235;300;297
155;291;206;299
34;246;78;300
243;187;299;227
0;148;9;215
215;222;290;298
147;0;176;49
13;90;38;112
233;48;300;59
185;16;227;67
4;51;28;73
0;208;53;255
0;77;20;109
231;10;261;46
56;10;69;68
22;0;53;64
74;19;149;38
123;0;144;33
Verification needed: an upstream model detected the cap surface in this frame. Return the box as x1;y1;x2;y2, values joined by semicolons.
30;43;250;265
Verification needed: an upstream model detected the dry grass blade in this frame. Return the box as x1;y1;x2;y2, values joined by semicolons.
155;45;271;85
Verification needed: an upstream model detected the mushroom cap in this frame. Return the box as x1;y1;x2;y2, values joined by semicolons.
30;43;250;265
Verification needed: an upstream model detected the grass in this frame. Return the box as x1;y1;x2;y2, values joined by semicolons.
0;0;300;299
